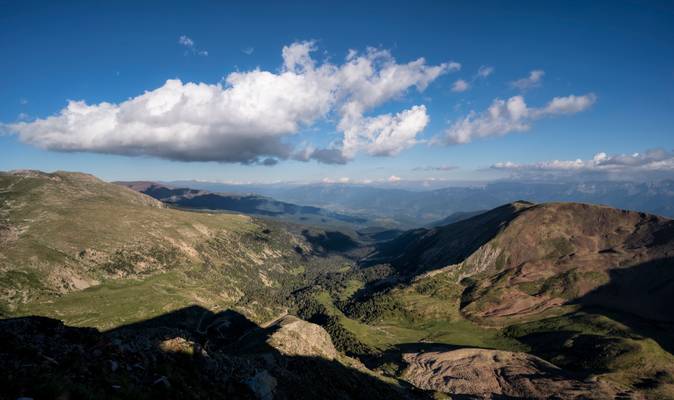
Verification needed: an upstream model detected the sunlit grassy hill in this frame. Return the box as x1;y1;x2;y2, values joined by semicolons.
0;170;352;328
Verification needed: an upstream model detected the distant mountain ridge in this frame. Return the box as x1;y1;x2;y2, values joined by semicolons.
170;179;674;227
425;209;487;227
116;181;370;228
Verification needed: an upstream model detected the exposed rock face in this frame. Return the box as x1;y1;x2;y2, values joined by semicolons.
401;348;631;399
265;315;338;360
368;201;674;324
159;337;207;356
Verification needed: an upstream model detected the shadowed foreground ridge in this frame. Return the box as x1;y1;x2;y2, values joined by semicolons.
0;306;418;400
0;306;633;400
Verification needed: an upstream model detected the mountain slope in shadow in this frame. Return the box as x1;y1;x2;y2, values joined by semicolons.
361;201;533;277
0;306;419;400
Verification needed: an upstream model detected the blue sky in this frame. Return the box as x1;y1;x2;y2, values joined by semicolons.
1;0;673;183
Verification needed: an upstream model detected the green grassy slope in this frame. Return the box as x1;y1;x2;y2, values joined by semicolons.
0;170;351;328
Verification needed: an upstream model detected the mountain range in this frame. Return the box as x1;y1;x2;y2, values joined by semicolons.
170;180;674;228
116;181;371;230
1;170;673;399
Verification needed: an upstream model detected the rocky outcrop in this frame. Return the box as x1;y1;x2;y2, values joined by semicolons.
265;315;338;360
401;348;631;399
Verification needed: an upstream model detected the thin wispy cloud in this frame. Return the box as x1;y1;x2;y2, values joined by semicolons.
492;148;674;179
477;65;494;78
451;79;470;92
448;61;461;72
510;69;545;91
451;65;494;93
321;176;351;183
178;35;208;56
178;35;194;47
242;47;255;55
413;165;458;171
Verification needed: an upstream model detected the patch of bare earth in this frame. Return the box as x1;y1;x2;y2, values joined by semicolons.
402;348;637;399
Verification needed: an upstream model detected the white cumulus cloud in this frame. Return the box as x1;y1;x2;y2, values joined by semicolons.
7;42;449;165
442;93;596;145
340;105;429;157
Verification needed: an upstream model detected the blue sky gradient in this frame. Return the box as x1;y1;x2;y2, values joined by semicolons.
1;0;673;183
